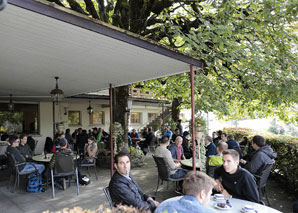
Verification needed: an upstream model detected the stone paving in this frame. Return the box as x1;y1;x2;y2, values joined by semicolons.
0;157;295;212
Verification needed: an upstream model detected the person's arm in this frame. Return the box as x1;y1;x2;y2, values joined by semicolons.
87;143;98;157
241;174;260;203
164;149;180;170
245;152;263;174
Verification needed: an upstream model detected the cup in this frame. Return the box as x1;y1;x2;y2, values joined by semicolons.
242;205;254;212
214;194;225;200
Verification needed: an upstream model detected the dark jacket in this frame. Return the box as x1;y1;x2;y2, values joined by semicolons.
18;143;33;160
49;148;74;169
205;143;217;157
214;165;259;203
245;145;276;175
226;139;240;149
109;171;155;211
7;146;26;171
144;132;156;147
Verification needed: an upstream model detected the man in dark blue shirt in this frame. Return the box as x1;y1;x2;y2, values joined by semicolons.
204;136;217;157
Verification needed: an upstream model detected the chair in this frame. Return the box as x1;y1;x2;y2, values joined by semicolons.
103;187;113;209
6;152;37;193
79;150;98;180
253;161;275;206
152;156;184;194
50;153;79;198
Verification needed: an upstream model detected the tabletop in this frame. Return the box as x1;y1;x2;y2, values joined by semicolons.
181;159;200;168
32;153;79;162
162;196;281;213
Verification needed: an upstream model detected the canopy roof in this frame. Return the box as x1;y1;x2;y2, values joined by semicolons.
0;0;203;99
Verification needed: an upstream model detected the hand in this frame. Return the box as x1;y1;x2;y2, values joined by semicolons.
215;179;224;192
221;189;232;198
147;197;159;206
240;159;247;164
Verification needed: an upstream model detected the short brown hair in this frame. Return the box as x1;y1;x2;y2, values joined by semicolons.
223;149;239;161
217;142;228;153
183;171;216;197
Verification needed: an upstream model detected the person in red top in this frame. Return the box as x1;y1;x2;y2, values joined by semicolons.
169;136;185;163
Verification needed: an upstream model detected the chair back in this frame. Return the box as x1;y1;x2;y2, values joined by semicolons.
257;161;274;189
54;153;75;176
103;187;113;208
44;137;54;153
153;156;170;181
6;152;17;171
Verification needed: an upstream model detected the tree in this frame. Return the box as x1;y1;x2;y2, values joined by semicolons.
47;0;298;123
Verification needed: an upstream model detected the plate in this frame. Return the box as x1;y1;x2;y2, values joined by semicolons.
213;203;232;210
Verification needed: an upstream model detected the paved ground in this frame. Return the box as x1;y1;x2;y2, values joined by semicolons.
0;157;295;212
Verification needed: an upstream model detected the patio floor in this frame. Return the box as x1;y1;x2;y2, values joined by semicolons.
0;157;295;212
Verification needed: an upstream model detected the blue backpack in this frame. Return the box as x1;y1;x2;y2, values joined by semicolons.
27;173;42;192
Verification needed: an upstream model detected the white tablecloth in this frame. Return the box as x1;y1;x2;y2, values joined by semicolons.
181;159;200;168
162;196;281;213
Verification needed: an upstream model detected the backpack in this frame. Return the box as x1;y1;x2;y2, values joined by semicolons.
79;174;90;185
27;173;43;192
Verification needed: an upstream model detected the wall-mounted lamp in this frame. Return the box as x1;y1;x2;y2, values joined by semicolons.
50;76;64;105
126;99;133;112
87;100;93;115
8;94;14;111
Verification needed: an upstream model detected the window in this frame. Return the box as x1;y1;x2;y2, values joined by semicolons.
90;111;104;125
130;112;141;124
148;113;158;122
68;111;81;125
0;103;39;134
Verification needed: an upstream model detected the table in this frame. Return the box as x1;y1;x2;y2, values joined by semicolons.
163;196;281;213
181;159;200;169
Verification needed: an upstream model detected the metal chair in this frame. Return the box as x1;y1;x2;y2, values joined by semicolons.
152;156;184;194
79;150;98;180
6;152;37;193
253;161;275;206
103;187;113;209
50;153;79;198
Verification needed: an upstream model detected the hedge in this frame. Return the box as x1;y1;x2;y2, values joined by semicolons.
223;127;298;198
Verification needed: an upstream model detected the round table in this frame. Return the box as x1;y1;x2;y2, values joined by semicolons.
32;153;53;162
181;159;200;169
162;196;282;213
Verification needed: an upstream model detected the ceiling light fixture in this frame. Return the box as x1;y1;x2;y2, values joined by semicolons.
87;100;93;115
50;76;64;104
8;94;14;111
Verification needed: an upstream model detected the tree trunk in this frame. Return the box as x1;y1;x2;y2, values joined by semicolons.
171;97;182;121
112;86;129;150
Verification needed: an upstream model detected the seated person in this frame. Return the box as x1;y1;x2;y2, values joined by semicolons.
0;133;10;161
226;135;240;149
155;136;189;192
7;136;44;175
81;136;98;164
240;135;276;175
109;152;159;211
169;136;185;163
182;131;192;159
207;141;228;177
204;136;217;157
214;149;259;203
138;127;156;154
130;129;139;139
49;138;74;190
163;127;173;140
155;171;216;213
172;128;180;142
18;134;33;161
52;132;69;153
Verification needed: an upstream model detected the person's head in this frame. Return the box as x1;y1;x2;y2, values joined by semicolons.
59;138;68;148
19;134;28;145
212;131;217;138
58;132;65;138
9;136;20;147
65;129;70;134
217;130;223;137
177;119;182;124
166;127;170;131
183;131;190;139
114;152;130;176
252;135;265;150
222;149;240;174
175;136;183;147
78;128;82;134
1;133;9;142
148;127;152;132
216;141;228;154
183;171;216;205
174;128;180;135
227;135;235;140
88;136;96;144
160;135;170;146
221;133;227;141
204;135;212;145
98;128;103;133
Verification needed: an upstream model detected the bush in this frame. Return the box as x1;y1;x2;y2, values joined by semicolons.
224;127;298;198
